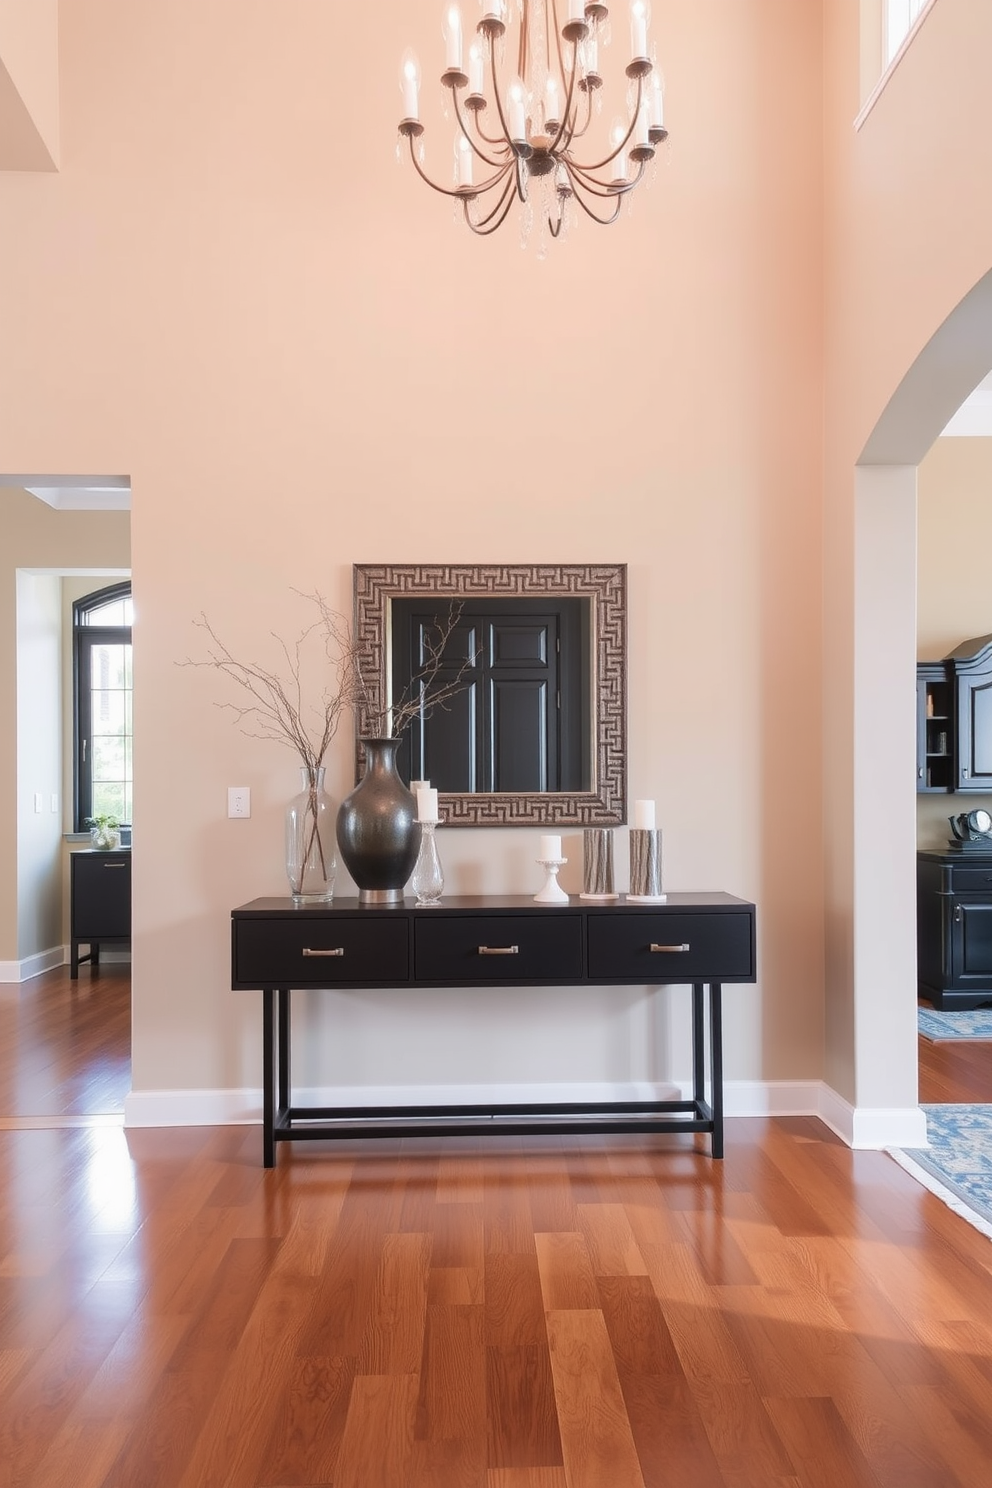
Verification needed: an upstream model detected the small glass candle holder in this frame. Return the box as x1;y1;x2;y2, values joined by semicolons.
410;820;444;905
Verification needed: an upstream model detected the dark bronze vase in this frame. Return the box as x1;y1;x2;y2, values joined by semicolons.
336;737;421;905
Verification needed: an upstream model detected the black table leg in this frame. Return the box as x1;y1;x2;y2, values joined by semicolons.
709;982;724;1159
691;982;705;1106
262;988;275;1168
278;987;291;1122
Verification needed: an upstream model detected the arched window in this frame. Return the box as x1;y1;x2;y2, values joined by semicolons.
74;582;132;830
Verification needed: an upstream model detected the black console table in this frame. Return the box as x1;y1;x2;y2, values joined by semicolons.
231;893;756;1166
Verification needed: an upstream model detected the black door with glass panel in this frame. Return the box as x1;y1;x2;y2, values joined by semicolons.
391;597;589;794
74;584;133;830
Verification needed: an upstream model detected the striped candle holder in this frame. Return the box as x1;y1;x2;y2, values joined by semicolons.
579;828;618;900
627;828;667;903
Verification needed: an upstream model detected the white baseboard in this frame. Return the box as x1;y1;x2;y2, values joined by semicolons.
0;945;66;984
124;1078;929;1150
816;1083;928;1149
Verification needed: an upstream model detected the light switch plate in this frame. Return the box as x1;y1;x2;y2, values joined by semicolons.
228;786;251;818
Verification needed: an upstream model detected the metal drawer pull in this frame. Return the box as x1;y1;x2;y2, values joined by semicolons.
650;942;690;953
102;861;128;869
302;947;344;957
479;945;519;956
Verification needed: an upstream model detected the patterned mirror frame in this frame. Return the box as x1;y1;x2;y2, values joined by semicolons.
353;563;627;827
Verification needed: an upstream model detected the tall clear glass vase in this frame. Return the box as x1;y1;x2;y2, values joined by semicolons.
286;765;335;903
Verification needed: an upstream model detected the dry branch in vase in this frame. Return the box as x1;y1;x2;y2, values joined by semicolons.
354;600;477;739
179;591;360;896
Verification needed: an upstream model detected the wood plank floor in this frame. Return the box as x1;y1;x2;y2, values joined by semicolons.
0;963;130;1119
2;972;992;1487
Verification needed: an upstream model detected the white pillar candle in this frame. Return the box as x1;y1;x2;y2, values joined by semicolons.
633;799;655;830
417;787;440;823
411;780;430;795
540;834;563;860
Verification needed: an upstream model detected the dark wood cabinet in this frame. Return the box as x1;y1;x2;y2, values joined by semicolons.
70;849;131;978
917;663;954;792
917;850;992;1009
917;635;992;793
231;892;757;1165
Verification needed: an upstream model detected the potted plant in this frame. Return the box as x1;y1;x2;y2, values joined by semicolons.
86;813;122;851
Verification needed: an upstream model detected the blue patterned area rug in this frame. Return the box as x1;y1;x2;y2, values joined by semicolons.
918;1006;992;1040
891;1104;992;1238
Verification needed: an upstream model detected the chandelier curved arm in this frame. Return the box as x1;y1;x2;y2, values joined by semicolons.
405;132;511;201
576;75;644;174
566;156;648;199
485;32;519;156
563;81;595;146
547;37;581;157
452;91;509;169
463;171;519;235
565;172;625;227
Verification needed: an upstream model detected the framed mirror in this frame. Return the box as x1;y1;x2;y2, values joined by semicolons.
353;563;626;826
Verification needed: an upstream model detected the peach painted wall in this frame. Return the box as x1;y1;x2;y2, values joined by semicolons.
823;0;992;1105
0;3;825;1100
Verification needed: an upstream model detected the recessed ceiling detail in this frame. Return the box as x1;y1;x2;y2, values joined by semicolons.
0;475;131;511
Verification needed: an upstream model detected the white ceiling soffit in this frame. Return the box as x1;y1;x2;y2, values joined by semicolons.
941;372;992;437
0;474;131;510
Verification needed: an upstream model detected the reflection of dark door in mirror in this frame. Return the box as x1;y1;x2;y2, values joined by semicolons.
391;598;590;794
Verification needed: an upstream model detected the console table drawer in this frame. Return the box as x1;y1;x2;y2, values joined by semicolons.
946;867;992;892
587;912;754;982
415;915;583;984
233;917;409;986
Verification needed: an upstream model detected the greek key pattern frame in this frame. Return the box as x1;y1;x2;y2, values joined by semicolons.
353;563;627;827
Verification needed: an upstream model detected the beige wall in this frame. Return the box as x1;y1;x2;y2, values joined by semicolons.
0;2;826;1099
0;487;130;963
917;436;992;847
16;569;61;957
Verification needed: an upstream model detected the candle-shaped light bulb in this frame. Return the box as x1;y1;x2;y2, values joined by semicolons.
567;0;586;22
610;119;628;179
443;4;464;71
508;76;528;141
399;49;421;120
631;0;650;59
635;98;650;147
468;40;485;96
649;69;665;129
582;35;600;80
544;75;561;129
455;133;474;187
480;0;505;21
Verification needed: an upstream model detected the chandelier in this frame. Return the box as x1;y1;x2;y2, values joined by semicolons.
397;1;668;240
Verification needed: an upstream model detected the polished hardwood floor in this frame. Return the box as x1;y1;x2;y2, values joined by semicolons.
2;969;992;1487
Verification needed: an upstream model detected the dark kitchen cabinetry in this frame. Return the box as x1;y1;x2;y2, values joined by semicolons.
917;634;992;793
917;850;992;1009
70;849;131;978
